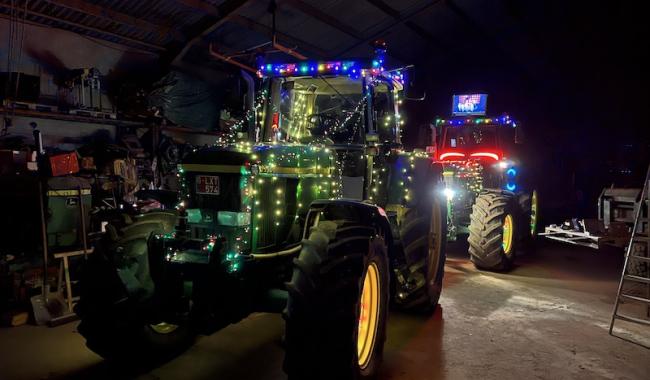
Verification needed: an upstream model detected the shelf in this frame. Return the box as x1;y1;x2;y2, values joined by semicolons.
0;106;144;127
160;126;222;136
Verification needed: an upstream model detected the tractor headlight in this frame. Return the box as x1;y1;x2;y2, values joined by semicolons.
495;160;514;170
443;188;456;200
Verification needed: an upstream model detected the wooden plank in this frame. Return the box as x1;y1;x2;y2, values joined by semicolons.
53;248;94;259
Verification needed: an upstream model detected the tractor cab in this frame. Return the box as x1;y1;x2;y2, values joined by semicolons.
256;60;405;146
431;94;533;247
435;115;518;164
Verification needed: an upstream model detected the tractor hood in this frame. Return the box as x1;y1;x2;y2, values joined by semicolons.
181;146;252;168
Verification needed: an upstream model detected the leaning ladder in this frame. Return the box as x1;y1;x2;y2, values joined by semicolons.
609;164;650;348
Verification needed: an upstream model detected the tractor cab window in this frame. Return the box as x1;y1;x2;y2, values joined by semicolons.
263;76;365;144
373;82;396;143
444;126;497;150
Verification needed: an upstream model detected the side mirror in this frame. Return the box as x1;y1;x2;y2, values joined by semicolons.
426;123;437;156
403;89;426;101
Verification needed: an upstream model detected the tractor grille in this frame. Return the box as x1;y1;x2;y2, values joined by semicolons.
255;180;276;248
253;178;298;249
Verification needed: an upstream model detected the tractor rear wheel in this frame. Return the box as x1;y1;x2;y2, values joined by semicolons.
77;241;194;362
284;221;389;379
468;192;518;271
79;303;193;362
398;194;447;312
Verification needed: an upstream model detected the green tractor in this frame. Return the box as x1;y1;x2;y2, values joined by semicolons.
432;94;538;271
76;49;447;379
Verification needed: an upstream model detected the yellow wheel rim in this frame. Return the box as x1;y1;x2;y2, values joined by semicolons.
149;322;179;334
357;262;380;370
530;191;538;237
502;214;514;255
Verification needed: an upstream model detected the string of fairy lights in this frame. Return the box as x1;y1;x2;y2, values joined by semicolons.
169;60;429;271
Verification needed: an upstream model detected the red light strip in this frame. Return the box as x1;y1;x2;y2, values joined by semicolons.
470;152;500;160
439;152;466;160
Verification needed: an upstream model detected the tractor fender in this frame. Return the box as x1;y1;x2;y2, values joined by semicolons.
410;160;445;207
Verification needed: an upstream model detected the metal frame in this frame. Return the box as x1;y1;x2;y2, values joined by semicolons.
539;224;613;250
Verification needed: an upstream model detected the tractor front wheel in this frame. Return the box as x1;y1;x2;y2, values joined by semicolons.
468;192;518;271
398;194;447;312
284;221;389;379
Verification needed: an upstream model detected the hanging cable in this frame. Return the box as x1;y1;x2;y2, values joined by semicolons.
13;0;29;102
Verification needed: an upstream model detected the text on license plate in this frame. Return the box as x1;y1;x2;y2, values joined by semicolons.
196;175;220;195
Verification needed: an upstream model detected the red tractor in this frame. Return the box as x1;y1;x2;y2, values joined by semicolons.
431;94;538;271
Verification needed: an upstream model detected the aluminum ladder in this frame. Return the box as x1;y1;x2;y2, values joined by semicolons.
609;165;650;348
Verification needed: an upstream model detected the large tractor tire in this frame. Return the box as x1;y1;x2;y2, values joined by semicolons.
80;312;193;363
76;232;194;362
284;221;389;380
398;193;447;312
468;192;518;271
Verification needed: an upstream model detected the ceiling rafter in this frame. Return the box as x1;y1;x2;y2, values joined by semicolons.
0;1;165;51
229;14;330;59
364;0;449;52
171;0;253;66
41;0;183;42
0;12;157;54
277;0;410;63
279;0;363;40
338;0;443;57
174;0;220;16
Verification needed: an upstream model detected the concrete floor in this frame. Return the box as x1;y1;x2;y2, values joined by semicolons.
1;240;649;380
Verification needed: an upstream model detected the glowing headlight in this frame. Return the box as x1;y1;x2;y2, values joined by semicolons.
443;188;456;200
498;161;509;169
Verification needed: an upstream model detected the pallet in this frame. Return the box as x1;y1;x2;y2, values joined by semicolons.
2;99;58;113
68;108;117;120
540;225;613;250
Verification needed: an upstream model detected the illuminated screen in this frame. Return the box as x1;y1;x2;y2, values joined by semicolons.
452;94;488;116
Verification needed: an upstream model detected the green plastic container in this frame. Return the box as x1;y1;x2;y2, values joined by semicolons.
46;177;91;250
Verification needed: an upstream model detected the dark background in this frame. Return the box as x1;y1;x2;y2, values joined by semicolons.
399;1;649;222
1;0;648;224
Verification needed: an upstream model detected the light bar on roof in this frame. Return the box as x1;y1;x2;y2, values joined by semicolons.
258;60;362;77
435;116;515;127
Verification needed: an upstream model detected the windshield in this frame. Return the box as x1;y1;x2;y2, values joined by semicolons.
444;126;497;150
263;76;365;144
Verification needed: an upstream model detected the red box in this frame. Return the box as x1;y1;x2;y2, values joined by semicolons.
49;152;79;176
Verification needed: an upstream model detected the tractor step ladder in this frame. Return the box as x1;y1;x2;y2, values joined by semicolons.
609;164;650;348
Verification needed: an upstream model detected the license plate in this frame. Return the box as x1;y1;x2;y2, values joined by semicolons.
196;175;220;195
